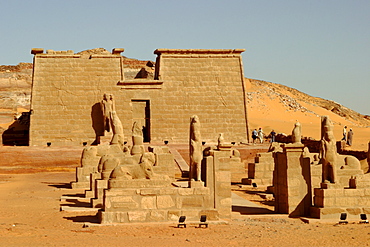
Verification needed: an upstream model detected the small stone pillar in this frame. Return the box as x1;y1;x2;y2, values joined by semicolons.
274;143;312;217
203;148;232;219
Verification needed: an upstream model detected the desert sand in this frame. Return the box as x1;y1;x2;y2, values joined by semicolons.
0;146;369;247
1;66;370;246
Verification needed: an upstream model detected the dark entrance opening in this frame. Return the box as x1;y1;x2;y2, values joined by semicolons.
132;100;150;142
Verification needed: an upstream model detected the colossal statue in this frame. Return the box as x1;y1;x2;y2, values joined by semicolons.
101;93;113;132
320;116;337;183
189;115;202;182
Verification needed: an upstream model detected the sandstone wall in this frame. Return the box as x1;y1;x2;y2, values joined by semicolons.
29;49;123;146
30;48;248;146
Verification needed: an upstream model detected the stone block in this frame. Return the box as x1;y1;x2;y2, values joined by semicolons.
178;188;194;196
318;207;345;219
323;197;336;207
159;188;177;195
215;171;230;182
181;196;203;208
168;210;181;221
141;196;156;209
148;210;167;221
106;196;138;210
193;187;210;195
219;197;232;207
140;189;159;196
358;197;370;206
99;211;128;224
128;211;147;222
363;208;370;214
216;182;231;197
217;207;231;218
344;188;364;197
91;198;103;208
157;195;175;209
180;209;199;221
199;210;219;221
336;197;356;207
347;207;362;216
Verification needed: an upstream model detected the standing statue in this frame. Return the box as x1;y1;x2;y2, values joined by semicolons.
292;120;302;144
217;133;224;150
101;93;113;132
106;94;124;147
110;111;124;147
131;122;145;155
189;115;203;182
320;116;337;183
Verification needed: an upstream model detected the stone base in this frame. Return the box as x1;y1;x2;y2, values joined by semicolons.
188;180;204;188
108;178;172;189
310;206;370;220
71;181;90;189
99;209;219;224
85;190;94;198
320;182;344;189
91;198;104;208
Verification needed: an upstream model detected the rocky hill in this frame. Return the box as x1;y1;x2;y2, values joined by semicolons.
246;79;370;127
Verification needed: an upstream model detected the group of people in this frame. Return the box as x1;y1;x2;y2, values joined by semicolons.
251;125;354;146
342;126;354;146
251;128;276;144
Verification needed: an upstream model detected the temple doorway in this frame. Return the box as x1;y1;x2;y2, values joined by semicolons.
131;100;150;142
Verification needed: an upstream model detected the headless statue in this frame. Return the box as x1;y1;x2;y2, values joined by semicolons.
189;115;203;182
131;122;145;155
108;95;124;147
320;116;337;183
101;93;113;132
292;120;302;144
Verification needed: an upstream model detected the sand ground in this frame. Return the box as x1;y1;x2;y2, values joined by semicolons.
0;146;369;247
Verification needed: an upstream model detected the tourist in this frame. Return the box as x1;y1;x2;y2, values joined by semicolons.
270;129;276;143
252;129;258;144
347;128;354;146
258;127;264;143
342;126;347;141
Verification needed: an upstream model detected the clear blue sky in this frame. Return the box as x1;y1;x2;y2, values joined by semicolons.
1;0;369;115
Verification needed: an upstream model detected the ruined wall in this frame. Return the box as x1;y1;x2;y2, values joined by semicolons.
30;48;248;146
29;49;124;146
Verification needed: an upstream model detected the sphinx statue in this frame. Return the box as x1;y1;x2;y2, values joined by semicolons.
110;152;156;180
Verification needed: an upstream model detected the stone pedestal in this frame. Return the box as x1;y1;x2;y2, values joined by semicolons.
311;186;370;220
244;152;274;186
91;179;108;208
203;149;232;219
188;180;204;188
274;143;312;217
311;174;370;219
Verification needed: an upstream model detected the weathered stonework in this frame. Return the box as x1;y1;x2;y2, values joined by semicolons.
29;48;248;146
97;142;233;224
